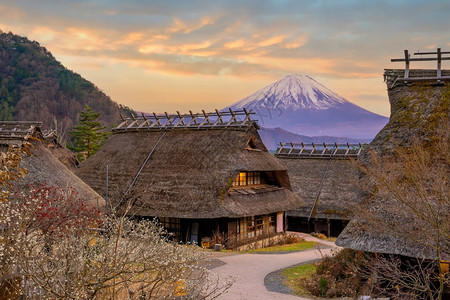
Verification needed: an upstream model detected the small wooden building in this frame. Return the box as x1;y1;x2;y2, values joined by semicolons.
275;142;363;237
76;109;303;248
0;121;104;208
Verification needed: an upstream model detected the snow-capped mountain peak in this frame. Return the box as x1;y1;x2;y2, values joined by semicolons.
224;73;389;140
228;73;348;111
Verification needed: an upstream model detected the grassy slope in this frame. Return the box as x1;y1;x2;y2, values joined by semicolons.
244;241;317;253
282;263;316;296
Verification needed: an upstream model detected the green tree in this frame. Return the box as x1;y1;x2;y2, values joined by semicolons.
69;105;109;161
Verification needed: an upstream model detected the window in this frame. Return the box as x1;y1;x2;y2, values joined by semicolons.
255;216;263;236
247;215;265;238
268;214;276;232
158;217;181;239
247;217;255;238
232;171;261;187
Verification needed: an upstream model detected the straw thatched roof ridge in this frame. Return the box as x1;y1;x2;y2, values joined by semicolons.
76;123;303;218
336;73;449;260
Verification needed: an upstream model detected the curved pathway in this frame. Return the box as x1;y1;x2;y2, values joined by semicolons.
212;234;339;300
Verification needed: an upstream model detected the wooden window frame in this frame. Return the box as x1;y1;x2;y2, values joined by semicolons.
232;171;262;187
247;217;255;238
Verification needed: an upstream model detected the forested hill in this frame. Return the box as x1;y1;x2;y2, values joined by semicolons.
0;30;132;130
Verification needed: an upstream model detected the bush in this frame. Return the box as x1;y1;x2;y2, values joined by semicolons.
302;249;367;298
302;248;446;299
0;184;233;299
310;232;327;239
279;233;304;245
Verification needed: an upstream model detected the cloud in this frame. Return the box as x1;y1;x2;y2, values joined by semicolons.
2;1;448;80
0;0;449;115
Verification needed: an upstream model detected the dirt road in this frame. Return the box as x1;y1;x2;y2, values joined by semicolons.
212;236;337;300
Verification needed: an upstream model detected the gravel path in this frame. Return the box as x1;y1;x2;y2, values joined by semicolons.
211;244;335;300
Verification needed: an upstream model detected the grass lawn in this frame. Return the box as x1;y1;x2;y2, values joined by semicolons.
244;241;317;253
282;263;316;296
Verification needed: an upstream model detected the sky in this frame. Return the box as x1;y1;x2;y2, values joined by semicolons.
1;0;449;117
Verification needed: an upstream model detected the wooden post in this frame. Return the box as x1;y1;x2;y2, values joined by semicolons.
327;218;331;237
153;113;161;126
105;165;108;206
164;112;173;126
437;48;442;78
299;142;305;155
215;109;224;124
189;110;198;125
242;108;251;124
404;49;410;79
288;142;294;155
278;142;284;154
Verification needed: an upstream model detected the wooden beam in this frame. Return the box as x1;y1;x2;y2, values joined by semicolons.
299;143;305;155
404;49;410;78
391;57;450;62
437;48;442;78
153;113;161;126
188;110;198;126
275;142;283;155
288;142;294;155
321;143;327;156
164;112;173;126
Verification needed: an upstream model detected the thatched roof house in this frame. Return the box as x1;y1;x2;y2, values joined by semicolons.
0;121;104;208
275;143;363;236
336;68;450;260
76;109;303;246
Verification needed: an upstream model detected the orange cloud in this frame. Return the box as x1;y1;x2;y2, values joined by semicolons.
167;17;215;34
138;44;165;54
31;26;57;42
257;35;286;47
224;39;245;49
246;56;337;75
284;33;309;49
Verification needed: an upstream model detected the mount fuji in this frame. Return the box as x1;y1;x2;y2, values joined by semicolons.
225;74;388;145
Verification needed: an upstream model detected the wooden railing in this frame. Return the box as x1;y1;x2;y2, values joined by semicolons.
275;142;365;158
387;48;450;87
113;108;256;131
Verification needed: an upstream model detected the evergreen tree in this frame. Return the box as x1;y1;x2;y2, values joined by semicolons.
69;105;109;161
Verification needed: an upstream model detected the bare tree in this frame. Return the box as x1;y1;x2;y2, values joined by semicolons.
348;132;450;299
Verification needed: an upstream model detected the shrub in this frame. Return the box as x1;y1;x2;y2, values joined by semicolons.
0;184;233;299
310;232;327;239
279;233;304;245
302;249;366;298
302;248;446;299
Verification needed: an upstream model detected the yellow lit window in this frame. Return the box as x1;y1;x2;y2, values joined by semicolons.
232;171;261;187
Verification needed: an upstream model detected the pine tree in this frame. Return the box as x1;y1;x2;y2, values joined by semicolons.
68;105;109;161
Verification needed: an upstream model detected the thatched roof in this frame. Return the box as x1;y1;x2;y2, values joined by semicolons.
76;117;303;218
40;129;80;171
0;121;105;208
275;143;362;219
336;70;450;260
